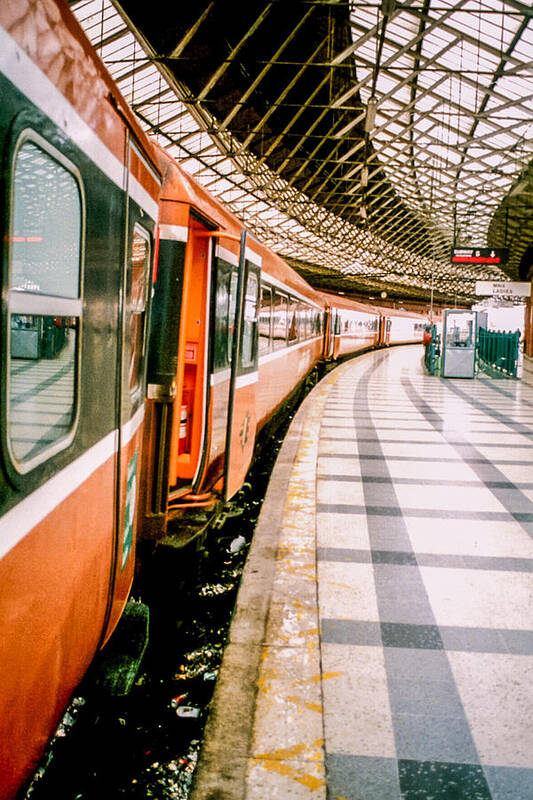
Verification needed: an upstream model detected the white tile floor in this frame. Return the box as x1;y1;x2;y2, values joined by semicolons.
242;346;533;799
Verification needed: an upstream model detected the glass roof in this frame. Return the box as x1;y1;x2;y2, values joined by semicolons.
69;0;533;303
351;0;532;252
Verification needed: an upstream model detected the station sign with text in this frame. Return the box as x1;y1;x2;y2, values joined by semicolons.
475;281;531;297
451;247;508;265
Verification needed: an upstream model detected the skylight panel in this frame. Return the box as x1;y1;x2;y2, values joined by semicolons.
154;106;186;129
99;35;135;65
491;78;531;104
356;38;378;62
511;27;533;61
380;82;413;106
422;25;459;56
416;69;449;93
373;73;400;97
76;1;123;43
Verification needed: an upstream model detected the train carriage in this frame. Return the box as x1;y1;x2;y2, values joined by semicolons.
255;251;325;432
322;292;381;359
139;147;326;544
0;1;160;794
322;292;425;359
382;306;427;345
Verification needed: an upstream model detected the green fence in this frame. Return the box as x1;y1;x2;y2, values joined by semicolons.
477;327;520;378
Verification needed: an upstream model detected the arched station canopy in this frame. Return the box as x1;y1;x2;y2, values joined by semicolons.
70;0;533;305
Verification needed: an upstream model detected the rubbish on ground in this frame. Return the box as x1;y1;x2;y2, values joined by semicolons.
170;694;188;708
55;712;75;737
176;706;200;719
199;582;233;596
229;535;246;553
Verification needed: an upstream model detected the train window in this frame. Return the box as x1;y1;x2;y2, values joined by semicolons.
311;311;316;335
297;301;306;340
272;291;288;350
214;264;231;370
259;285;272;353
227;270;238;364
305;305;313;339
240;269;258;369
128;225;151;393
288;298;298;343
10;141;80;298
7;137;82;470
305;304;312;339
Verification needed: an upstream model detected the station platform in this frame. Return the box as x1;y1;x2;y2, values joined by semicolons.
190;345;533;800
522;353;533;386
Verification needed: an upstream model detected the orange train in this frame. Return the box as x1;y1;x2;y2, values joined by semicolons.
139;149;426;542
0;1;426;796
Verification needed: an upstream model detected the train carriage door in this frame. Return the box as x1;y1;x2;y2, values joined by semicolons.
169;216;212;490
224;231;260;501
385;316;392;345
104;138;158;640
380;315;392;346
325;306;335;359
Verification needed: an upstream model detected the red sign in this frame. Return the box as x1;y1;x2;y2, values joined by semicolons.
450;247;508;265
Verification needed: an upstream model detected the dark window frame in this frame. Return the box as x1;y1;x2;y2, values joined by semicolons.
5;129;84;474
127;223;151;398
238;262;259;374
212;258;233;372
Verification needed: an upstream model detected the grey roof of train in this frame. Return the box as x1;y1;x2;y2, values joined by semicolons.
70;0;533;305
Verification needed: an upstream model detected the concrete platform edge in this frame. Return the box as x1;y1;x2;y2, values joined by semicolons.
189;378;324;800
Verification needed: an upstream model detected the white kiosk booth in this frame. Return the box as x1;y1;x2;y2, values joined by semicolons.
442;309;477;378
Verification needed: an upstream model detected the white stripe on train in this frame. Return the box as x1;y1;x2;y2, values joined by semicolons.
0;405;145;561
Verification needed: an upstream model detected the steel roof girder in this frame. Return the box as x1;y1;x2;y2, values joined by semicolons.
338;0;469;107
195;4;273;103
331;0;420;69
167;2;215;60
403;5;527;73
236;34;332;156
218;5;316;133
332;34;457;140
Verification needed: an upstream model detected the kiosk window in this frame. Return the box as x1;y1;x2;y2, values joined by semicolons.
446;313;474;348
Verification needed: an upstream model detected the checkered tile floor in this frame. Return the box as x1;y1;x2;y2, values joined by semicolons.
247;346;533;799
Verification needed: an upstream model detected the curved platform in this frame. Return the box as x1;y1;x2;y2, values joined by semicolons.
191;345;533;800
